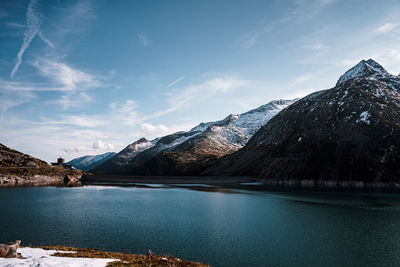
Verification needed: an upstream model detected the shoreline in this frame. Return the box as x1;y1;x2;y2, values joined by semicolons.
0;245;208;267
2;173;400;192
84;175;400;192
83;174;258;185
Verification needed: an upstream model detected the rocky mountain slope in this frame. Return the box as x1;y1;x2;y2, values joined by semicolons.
93;138;157;174
0;143;83;187
94;99;295;175
203;59;400;186
0;143;48;168
67;152;116;171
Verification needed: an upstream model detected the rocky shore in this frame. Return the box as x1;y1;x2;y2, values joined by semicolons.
0;241;208;267
0;170;84;187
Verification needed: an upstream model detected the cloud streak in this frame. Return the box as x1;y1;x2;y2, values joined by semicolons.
147;75;250;119
10;0;41;78
38;31;55;48
167;76;184;88
375;22;399;34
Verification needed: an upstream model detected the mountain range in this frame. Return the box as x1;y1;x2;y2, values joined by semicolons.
66;152;116;171
203;59;400;184
91;99;295;175
68;59;400;185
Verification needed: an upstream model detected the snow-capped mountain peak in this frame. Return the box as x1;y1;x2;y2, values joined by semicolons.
336;59;392;86
67;152;116;171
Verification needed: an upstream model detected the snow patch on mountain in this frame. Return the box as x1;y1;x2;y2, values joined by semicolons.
357;111;371;125
67;152;116;171
337;59;395;86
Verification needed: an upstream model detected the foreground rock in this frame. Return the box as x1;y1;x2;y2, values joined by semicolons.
0;174;64;187
204;59;400;186
0;240;21;258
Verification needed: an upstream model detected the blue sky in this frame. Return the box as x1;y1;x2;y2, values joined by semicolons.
1;0;400;162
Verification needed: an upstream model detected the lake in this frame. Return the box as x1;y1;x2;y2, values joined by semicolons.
1;184;400;266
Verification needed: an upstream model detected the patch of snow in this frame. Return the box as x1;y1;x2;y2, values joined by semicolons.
0;247;117;267
356;111;371;125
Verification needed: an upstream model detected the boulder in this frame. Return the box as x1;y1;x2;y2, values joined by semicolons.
0;240;22;258
63;174;82;186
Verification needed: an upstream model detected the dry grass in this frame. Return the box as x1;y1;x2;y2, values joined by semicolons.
39;246;210;267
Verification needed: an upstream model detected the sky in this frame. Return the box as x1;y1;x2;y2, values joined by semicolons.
1;0;400;162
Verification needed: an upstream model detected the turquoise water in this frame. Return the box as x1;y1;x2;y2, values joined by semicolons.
1;185;400;266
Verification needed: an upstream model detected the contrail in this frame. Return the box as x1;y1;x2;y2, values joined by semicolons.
10;0;41;78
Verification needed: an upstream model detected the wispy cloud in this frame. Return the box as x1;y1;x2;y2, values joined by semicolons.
43;114;104;128
10;0;41;78
303;40;327;50
53;92;92;110
0;11;8;18
0;90;34;119
6;22;27;29
38;31;55;48
138;33;151;47
240;23;273;49
109;100;140;126
32;58;103;91
375;22;399;34
289;74;315;87
147;75;250;119
167;76;184;88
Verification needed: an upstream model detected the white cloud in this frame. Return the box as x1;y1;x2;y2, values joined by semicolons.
64;145;89;154
109;100;140;126
92;140;114;150
167;76;184;88
375;22;399;34
141;123;169;136
54;92;92;110
138;33;151;47
10;0;41;78
32;58;102;91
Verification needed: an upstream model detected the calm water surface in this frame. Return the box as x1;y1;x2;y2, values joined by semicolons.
1;185;400;266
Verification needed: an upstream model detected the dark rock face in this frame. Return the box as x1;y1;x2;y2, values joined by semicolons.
204;60;400;183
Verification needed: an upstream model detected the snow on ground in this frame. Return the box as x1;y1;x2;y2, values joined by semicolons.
0;247;117;267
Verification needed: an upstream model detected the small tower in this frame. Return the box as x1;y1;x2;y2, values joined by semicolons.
57;157;65;165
